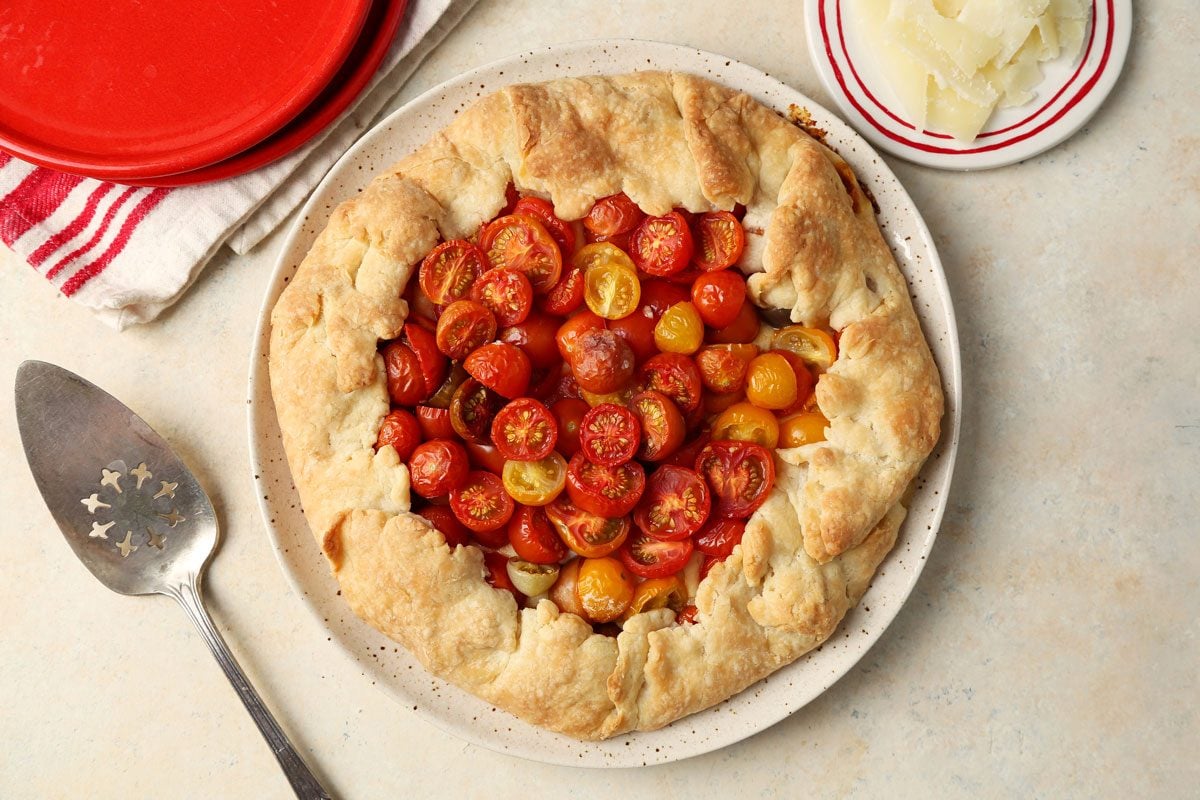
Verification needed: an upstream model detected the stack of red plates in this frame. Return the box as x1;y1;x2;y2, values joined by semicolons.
0;0;407;186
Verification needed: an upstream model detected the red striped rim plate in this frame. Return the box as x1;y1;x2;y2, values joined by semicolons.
804;0;1132;170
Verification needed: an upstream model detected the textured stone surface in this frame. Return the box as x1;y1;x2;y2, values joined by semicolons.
1;1;1195;797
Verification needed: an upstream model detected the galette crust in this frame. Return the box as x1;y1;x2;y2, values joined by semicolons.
269;72;943;739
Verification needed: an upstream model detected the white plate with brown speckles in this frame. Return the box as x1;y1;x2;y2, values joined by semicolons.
247;39;961;767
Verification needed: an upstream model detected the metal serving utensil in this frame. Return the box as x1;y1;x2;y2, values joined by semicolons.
15;361;332;800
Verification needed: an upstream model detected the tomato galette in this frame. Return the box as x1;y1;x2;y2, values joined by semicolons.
269;72;943;740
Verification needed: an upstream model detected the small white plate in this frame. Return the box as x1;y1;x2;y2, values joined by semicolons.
248;39;962;767
804;0;1132;170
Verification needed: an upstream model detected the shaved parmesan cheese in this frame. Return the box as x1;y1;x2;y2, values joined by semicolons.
926;79;995;141
932;0;966;16
851;0;930;129
886;9;1000;106
1033;12;1061;59
1059;17;1086;57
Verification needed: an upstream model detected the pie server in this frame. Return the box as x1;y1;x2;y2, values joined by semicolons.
14;361;332;800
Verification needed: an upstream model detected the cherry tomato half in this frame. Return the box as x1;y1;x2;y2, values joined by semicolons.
464;440;507;474
483;551;524;601
513;196;576;254
568;329;635;394
498;313;561;369
695;343;757;394
608;308;658;363
415;405;455;440
408;439;470;498
583;193;644;237
579;403;640;466
436;299;497;360
539;267;585;316
639;353;703;414
772;324;838;371
416;504;471;548
694;441;776;519
502;453;567;506
480;214;562;293
779;411;829;447
382;341;426;406
464;342;532;400
621;575;687;620
630;390;686;462
449;378;502;444
376;409;421;460
403;322;447;397
654;301;705;354
630;211;694;276
425;362;467;409
419;240;485;305
555;309;606;361
695;518;746;559
638;280;690;321
491;398;557;461
551;397;590;459
450;470;515;533
633;465;711;541
507;505;568;564
691;269;747;328
470;268;533;327
545;496;631;558
575;557;635;623
745;352;798;410
693;211;746;272
584;259;641;320
712;402;780;449
565;451;645;517
619;530;694;579
770;349;817;414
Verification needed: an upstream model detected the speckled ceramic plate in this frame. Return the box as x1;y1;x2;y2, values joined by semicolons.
248;39;962;768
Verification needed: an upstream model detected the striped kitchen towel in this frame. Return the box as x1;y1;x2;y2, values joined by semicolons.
0;0;475;329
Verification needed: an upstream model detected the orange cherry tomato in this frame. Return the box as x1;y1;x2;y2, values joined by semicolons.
545;496;631;558
583;193;644;237
619;531;694;580
381;340;425;406
706;299;760;344
633;465;711;541
695;518;746;559
695;343;757;393
584;259;641;320
712;402;780;449
568;329;635;394
416;504;471;549
469;268;533;327
507;505;568;564
694;441;775;519
630;211;694;276
551;397;590;459
579;403;640;466
491;398;558;461
654;301;705;354
630;390;686;462
464;342;532;400
691;269;746;328
549;558;587;616
498;312;561;369
480;214;563;293
565;452;645;517
450;470;514;533
779;411;829;447
693;211;746;272
575;557;635;623
376;409;421;460
436;299;497;360
745;352;798;410
419;239;485;304
555;309;606;361
772;325;838;371
513;196;576;254
574;241;637;274
501;453;567;506
620;574;687;619
639;353;703;414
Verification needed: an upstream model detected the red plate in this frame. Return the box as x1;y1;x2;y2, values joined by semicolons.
0;0;372;180
135;0;408;187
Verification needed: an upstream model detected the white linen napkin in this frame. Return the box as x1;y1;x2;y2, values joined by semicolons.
0;0;476;329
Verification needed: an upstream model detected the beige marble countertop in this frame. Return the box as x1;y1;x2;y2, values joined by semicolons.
1;1;1196;797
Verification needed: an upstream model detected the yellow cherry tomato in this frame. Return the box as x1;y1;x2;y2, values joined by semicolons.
501;452;567;506
772;325;838;371
745;352;798;410
576;557;636;623
573;241;636;273
620;575;687;621
712;401;781;448
584;260;641;320
779;411;829;447
654;301;704;354
580;384;635;408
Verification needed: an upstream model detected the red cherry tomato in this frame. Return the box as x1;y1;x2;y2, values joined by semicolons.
638;280;690;321
449;378;502;444
694;441;776;519
568;329;635;394
691;269;747;328
419;240;486;305
499;313;561;369
483;550;525;601
630;211;694;276
381;341;426;406
464;342;532;399
436;299;497;360
695;518;747;559
706;299;760;344
551;397;590;458
479;214;563;293
450;470;515;533
501;183;520;215
513;196;576;254
416;505;471;548
408;439;470;498
633;465;711;541
619;530;694;579
695;343;758;394
507;505;568;564
565;452;645;517
583;193;644;237
693;211;746;272
667;431;711;469
639;353;703;414
376;409;421;460
629;390;686;462
608;309;658;363
579;403;640;466
403;322;447;396
415;405;455;440
555;310;606;361
584;229;633;252
539;267;585;316
544;496;631;558
469;268;533;327
464;440;508;475
490;398;558;461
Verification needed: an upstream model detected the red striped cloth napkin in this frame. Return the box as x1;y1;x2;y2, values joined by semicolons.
0;0;474;329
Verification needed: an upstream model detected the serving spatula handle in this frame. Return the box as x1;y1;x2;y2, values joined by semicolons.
167;577;334;800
